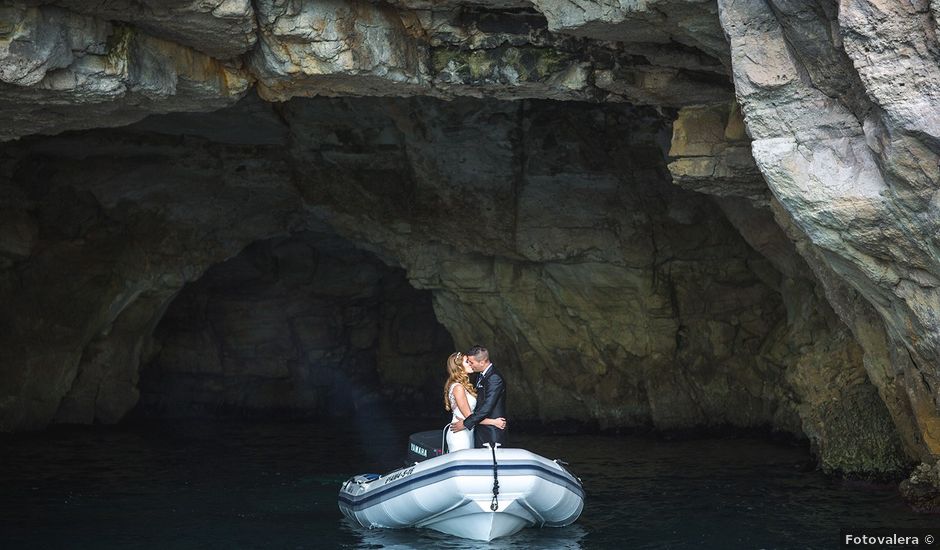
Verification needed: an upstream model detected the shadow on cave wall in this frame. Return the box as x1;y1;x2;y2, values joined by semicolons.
135;231;455;421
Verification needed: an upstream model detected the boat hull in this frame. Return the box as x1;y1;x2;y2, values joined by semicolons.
338;448;584;541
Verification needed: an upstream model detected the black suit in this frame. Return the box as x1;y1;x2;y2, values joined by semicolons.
462;365;507;448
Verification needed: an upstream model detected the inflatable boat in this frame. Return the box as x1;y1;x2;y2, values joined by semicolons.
338;431;584;541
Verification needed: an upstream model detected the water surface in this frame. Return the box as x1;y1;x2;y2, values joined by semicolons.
1;419;935;548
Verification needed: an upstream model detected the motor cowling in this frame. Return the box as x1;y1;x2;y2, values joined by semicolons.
408;430;444;463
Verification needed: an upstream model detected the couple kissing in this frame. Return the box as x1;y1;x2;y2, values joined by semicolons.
443;344;508;452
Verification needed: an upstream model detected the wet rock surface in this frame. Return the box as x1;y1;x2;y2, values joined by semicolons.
900;461;940;513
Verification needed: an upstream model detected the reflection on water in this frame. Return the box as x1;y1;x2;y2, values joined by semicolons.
1;419;936;549
346;520;588;549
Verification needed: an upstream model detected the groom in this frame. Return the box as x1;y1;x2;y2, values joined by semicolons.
451;344;507;448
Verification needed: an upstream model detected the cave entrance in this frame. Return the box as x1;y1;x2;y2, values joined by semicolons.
137;231;454;419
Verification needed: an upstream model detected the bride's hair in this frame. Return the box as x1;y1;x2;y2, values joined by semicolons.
443;351;477;411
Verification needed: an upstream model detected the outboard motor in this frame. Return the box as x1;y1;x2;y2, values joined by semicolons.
408;430;445;463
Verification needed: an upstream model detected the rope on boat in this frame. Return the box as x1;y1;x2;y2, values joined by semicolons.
488;443;500;511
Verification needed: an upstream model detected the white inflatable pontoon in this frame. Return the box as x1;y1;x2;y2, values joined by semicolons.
338;435;584;541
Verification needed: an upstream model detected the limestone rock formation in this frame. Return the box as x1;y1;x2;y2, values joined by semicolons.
4;92;910;476
668;102;768;205
285;98;799;431
717;0;940;467
1;0;735;140
900;461;940;513
251;0;431;99
532;0;729;63
23;0;258;59
251;0;733;104
0;3;250;140
1;0;939;489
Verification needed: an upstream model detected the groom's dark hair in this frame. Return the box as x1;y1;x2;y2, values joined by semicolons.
466;344;489;361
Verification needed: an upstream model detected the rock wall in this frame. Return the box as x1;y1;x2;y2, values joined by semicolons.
287;98;797;432
0;123;302;431
0;3;250;140
140;231;455;418
0;99;915;477
714;0;940;468
0;97;814;442
668;102;910;474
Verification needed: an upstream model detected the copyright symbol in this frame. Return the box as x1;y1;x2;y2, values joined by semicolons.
927;534;935;545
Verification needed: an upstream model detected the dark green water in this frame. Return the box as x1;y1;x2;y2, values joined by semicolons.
1;419;936;548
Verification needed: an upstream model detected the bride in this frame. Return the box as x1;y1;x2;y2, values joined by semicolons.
444;352;506;452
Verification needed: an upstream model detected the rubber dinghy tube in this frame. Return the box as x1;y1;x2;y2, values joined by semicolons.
486;442;501;511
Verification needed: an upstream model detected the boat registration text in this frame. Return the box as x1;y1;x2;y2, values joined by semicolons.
384;466;415;484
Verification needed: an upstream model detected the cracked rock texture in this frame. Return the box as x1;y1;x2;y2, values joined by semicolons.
0;3;250;140
1;0;939;484
1;0;734;140
716;0;940;471
20;0;258;59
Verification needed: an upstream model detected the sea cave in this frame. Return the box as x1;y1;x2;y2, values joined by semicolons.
2;0;940;546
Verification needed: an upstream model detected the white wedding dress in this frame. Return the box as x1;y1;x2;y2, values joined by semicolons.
446;382;476;452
